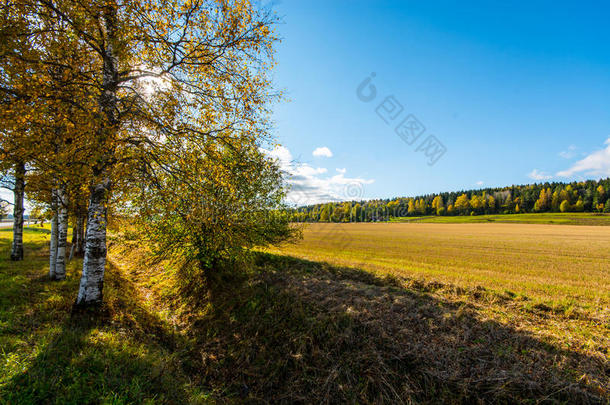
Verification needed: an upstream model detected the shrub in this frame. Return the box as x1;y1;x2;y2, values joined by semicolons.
131;141;299;302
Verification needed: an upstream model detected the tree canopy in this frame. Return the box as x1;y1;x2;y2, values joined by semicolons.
287;178;610;222
0;0;295;306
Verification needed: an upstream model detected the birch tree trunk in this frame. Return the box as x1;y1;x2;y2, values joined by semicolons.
10;161;25;261
76;6;118;306
54;187;68;280
76;215;85;255
76;180;110;305
49;189;59;279
69;214;85;261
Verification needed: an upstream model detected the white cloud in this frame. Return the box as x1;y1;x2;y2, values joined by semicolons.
475;181;484;186
558;145;577;159
312;146;333;158
557;138;610;178
528;169;553;181
264;146;374;206
0;188;13;205
294;165;327;176
0;188;34;216
266;145;293;165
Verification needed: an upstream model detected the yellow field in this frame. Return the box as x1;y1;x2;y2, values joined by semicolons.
271;223;610;311
2;226;609;401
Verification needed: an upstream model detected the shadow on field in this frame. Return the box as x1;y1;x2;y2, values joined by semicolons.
22;227;52;235
185;252;607;404
0;226;51;235
0;256;193;403
2;227;606;403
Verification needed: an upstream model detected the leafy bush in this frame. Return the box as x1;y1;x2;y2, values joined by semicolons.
130;140;299;302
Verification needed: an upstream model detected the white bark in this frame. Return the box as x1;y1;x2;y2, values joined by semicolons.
76;180;109;306
10;162;25;261
76;7;117;306
69;237;75;262
54;187;68;280
49;189;58;279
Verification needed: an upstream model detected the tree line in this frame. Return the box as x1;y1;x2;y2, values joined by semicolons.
288;178;610;222
0;0;295;307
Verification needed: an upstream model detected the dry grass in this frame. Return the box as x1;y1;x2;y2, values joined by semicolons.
270;223;610;313
263;255;608;403
266;222;610;401
4;225;609;403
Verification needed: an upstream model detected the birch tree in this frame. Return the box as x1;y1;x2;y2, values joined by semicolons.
0;164;26;260
6;0;284;306
69;198;87;260
2;0;101;274
48;188;58;277
1;0;80;266
10;162;25;260
53;185;68;278
0;8;29;261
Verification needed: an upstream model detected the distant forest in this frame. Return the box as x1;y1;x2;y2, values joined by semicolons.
287;178;610;222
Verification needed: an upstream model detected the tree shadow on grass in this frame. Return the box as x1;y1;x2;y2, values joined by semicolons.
185;252;607;404
0;227;48;252
22;226;52;235
0;260;194;404
2;230;607;403
0;226;51;235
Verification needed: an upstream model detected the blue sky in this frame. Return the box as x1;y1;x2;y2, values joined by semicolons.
266;0;610;204
2;1;609;211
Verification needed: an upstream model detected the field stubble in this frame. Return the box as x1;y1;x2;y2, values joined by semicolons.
271;223;610;312
268;222;610;385
2;225;609;402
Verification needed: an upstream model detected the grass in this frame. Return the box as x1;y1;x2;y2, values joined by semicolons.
390;212;610;225
0;226;195;403
268;222;610;398
1;225;609;403
270;222;610;313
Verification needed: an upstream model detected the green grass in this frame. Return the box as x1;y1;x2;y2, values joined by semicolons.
390;212;610;225
1;226;608;403
0;226;196;404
